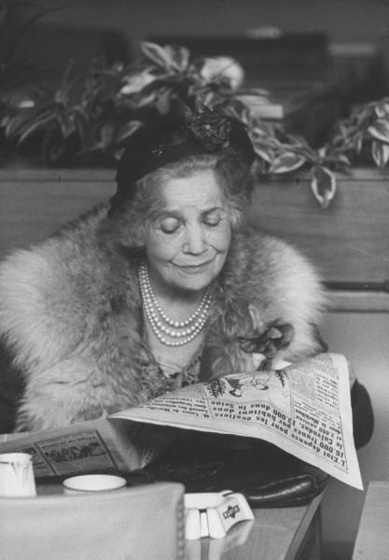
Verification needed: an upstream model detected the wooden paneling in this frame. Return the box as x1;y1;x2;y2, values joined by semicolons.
248;169;389;285
0;169;115;258
0;168;387;294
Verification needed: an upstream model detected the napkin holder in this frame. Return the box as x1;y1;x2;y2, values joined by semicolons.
185;490;254;540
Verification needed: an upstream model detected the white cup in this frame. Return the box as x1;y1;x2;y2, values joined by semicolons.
0;452;36;497
63;474;127;495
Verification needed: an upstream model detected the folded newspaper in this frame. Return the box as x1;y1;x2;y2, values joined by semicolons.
0;353;363;489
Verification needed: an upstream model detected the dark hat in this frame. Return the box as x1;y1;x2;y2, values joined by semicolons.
110;105;255;212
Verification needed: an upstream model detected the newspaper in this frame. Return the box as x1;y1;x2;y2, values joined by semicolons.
0;417;168;478
112;352;363;489
0;353;362;489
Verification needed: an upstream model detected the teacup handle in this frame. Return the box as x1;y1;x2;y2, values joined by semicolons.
11;458;31;484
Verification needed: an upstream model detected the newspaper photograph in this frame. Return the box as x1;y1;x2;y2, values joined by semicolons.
112;353;363;489
0;417;147;477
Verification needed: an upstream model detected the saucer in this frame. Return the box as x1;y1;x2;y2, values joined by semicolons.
63;474;126;495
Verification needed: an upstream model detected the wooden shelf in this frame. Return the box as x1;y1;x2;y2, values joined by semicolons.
1;168;387;290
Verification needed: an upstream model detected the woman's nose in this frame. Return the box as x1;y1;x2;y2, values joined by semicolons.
183;224;206;254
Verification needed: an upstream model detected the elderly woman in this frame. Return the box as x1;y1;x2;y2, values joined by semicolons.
0;107;371;437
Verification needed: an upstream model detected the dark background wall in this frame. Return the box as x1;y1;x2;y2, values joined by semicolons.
39;0;389;49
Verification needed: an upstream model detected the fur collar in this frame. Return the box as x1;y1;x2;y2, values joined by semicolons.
0;204;326;430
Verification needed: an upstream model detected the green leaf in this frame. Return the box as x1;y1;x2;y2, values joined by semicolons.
57;110;77;139
16;112;57;145
372;140;389;167
115;121;143;143
310;167;337;209
140;42;175;71
220;100;247;122
355;133;364;153
72;108;92;149
268;152;306;174
155;88;173;114
251;140;274;163
284;134;309;148
367;119;389;143
332;153;351;166
120;69;157;96
374;99;389;118
4;112;33;139
99;124;115;151
164;45;190;72
249;119;277;139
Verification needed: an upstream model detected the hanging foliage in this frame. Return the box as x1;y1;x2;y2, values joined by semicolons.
1;38;389;206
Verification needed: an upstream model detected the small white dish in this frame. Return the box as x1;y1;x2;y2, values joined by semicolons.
184;490;254;540
63;474;126;495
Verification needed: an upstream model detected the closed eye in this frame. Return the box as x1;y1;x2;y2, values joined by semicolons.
159;217;181;234
203;217;222;227
202;208;226;227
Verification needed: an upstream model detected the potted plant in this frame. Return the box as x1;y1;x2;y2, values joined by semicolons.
2;39;389;205
110;42;389;209
0;40;388;289
0;0;51;165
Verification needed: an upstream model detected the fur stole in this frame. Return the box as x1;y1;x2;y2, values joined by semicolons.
0;204;326;431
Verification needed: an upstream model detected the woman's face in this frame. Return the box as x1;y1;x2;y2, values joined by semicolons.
144;168;232;295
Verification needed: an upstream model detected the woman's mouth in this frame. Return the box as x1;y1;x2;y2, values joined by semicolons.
175;260;212;274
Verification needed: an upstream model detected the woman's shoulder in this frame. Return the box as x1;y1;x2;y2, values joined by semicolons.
243;227;325;305
229;228;327;357
0;202;132;343
0;203;109;295
235;227;322;281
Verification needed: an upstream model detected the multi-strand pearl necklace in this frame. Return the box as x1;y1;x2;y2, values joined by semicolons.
139;262;212;347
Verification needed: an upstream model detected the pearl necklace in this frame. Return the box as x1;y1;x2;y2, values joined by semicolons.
139;262;212;347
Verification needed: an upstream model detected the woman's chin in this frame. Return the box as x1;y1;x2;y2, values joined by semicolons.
175;277;212;293
172;269;216;293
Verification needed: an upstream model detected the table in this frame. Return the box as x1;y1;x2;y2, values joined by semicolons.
352;481;389;560
35;480;323;560
186;493;323;560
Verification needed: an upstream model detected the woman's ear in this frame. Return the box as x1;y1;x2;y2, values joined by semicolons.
228;208;242;230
